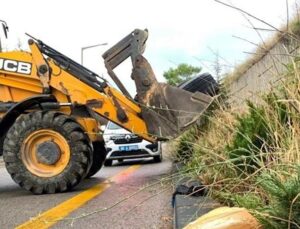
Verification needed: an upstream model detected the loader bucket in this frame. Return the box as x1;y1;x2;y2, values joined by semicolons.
132;55;213;140
103;28;213;140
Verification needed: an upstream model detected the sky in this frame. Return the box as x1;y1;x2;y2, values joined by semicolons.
0;0;296;95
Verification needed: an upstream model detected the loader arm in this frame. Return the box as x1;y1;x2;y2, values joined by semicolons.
27;39;153;142
26;29;213;142
0;27;213;194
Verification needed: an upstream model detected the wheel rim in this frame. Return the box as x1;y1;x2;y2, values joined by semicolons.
21;129;71;177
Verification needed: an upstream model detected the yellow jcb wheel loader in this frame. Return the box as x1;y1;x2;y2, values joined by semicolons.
0;21;212;194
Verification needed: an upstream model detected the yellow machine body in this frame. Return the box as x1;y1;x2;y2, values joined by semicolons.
0;49;148;142
0;28;212;194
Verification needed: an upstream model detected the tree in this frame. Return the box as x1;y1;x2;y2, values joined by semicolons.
163;63;201;86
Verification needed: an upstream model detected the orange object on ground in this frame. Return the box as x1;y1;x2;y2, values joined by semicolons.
184;207;262;229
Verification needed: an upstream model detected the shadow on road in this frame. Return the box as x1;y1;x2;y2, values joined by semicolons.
0;175;106;196
110;158;159;167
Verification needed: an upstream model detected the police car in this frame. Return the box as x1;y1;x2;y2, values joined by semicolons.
103;121;162;166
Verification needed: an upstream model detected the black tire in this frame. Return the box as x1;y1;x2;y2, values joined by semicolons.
153;150;163;163
153;143;163;163
0;135;4;156
153;154;162;163
0;118;4;156
3;111;92;194
86;141;107;178
178;73;219;96
104;159;113;167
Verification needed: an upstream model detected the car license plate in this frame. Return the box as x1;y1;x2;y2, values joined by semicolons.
119;145;138;151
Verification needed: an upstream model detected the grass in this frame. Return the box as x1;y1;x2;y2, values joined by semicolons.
174;61;300;228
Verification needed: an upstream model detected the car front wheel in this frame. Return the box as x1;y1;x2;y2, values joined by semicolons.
153;149;163;163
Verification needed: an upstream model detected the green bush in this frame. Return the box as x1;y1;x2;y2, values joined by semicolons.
226;102;269;173
234;168;300;229
226;94;291;174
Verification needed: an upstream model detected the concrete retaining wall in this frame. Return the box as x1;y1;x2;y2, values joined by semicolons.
228;36;300;108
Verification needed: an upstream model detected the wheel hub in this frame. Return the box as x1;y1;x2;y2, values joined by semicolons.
21;129;71;177
36;141;61;165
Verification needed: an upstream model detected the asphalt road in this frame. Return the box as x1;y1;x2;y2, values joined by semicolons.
0;157;173;229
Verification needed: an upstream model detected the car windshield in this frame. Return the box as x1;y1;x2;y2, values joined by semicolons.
107;122;121;130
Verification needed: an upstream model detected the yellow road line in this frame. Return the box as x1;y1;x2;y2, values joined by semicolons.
16;165;141;229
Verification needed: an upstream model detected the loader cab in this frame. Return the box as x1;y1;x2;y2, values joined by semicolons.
0;20;8;52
